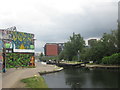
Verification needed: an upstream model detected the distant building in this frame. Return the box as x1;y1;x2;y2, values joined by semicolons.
44;43;64;56
0;27;35;72
88;39;97;47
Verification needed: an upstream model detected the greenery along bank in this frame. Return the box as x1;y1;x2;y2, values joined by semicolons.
38;26;119;65
102;53;120;65
21;76;48;88
58;29;119;65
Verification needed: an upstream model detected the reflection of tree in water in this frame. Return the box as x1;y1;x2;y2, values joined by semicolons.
64;67;90;88
90;69;119;88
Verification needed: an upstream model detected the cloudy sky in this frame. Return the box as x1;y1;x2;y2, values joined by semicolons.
0;0;119;52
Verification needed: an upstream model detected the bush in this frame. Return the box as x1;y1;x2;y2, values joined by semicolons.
72;56;78;61
102;53;120;65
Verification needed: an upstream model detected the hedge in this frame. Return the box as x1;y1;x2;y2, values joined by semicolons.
102;53;120;65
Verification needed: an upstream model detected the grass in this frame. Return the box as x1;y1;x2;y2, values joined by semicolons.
87;63;95;65
21;76;48;88
61;61;83;64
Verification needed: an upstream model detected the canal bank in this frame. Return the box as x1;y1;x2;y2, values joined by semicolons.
39;67;63;75
86;64;120;70
2;62;63;88
21;67;63;88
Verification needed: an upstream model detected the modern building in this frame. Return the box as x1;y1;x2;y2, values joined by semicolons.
88;39;97;47
44;43;64;56
0;27;35;72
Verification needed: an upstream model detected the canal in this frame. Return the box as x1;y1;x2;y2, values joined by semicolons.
42;67;119;88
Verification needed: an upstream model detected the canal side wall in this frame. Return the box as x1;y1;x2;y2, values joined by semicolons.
47;62;87;68
86;64;120;70
39;67;63;75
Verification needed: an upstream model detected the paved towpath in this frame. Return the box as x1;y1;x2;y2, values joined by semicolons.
2;62;59;88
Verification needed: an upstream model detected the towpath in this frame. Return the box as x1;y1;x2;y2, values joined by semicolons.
2;62;59;88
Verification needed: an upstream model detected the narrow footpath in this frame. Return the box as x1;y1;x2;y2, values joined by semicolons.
2;62;60;88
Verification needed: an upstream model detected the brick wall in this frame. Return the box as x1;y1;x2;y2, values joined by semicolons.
46;44;59;56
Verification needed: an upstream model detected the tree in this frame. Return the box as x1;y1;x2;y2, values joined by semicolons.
81;30;118;64
61;33;85;61
40;53;44;57
58;50;66;60
39;53;44;60
101;30;118;55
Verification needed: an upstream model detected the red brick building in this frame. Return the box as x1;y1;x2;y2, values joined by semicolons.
44;43;64;56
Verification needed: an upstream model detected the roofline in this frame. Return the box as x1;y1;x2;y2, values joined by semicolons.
45;43;64;44
0;29;34;35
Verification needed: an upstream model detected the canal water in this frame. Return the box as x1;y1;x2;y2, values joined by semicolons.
42;68;120;88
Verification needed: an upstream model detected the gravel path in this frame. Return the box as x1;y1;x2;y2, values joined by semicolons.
2;62;59;88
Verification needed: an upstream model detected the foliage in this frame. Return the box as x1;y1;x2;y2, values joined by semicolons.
80;30;118;64
58;30;118;64
39;52;44;60
41;56;58;61
80;47;91;62
40;52;44;57
21;76;48;88
58;50;65;60
72;56;78;61
61;61;83;64
59;33;85;61
102;53;120;65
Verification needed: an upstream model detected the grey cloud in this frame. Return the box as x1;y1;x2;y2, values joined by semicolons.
0;1;118;52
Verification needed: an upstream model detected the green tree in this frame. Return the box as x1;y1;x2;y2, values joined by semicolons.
101;30;118;55
58;50;65;60
39;53;44;60
40;53;44;57
81;30;118;64
61;33;85;61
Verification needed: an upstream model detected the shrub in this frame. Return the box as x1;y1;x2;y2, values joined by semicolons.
102;53;120;65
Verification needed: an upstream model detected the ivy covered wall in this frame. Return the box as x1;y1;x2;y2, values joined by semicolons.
6;53;34;68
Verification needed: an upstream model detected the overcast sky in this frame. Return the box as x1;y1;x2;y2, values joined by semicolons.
0;0;119;52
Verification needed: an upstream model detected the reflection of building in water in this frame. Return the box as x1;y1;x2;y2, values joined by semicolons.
44;43;64;56
0;27;35;72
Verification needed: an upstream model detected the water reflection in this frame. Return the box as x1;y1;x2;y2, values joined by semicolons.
90;69;119;88
43;67;120;88
64;68;89;88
